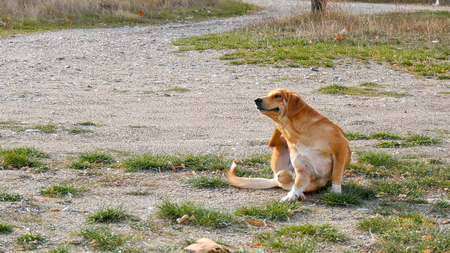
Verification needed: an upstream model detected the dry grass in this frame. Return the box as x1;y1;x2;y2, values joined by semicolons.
0;0;229;20
270;10;450;43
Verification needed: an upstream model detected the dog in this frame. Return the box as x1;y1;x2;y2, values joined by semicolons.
227;89;351;202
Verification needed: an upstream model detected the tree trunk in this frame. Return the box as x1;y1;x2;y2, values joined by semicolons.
311;0;326;13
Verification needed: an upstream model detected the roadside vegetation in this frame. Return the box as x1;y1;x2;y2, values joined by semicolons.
174;10;450;79
0;0;258;38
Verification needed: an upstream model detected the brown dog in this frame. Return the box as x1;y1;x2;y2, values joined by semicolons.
227;89;351;202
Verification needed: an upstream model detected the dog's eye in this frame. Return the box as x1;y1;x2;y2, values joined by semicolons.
274;94;281;98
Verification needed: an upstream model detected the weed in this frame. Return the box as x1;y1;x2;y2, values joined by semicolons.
69;150;115;169
126;189;150;196
88;204;130;223
32;124;57;133
235;200;301;221
166;87;189;92
0;0;258;38
432;200;450;214
121;154;176;171
0;222;14;234
378;134;440;148
47;244;70;253
78;121;96;126
187;175;228;188
17;233;46;250
256;223;345;252
122;153;230;172
80;226;127;251
358;212;448;253
40;183;85;197
360;82;383;87
0;189;26;202
0;147;49;169
69;128;93;134
346;132;370;140
158;199;236;227
173;11;450;78
318;84;407;97
320;181;376;206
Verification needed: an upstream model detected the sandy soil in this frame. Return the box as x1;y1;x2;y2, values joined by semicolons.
0;0;449;252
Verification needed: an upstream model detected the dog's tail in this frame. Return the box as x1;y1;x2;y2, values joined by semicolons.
226;162;279;189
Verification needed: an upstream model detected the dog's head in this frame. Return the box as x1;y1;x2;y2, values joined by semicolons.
254;89;304;119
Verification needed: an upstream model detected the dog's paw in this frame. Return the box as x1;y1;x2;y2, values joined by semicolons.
331;183;342;194
280;191;305;202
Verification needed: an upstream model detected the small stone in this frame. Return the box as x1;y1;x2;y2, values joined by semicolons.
62;207;71;212
24;129;40;133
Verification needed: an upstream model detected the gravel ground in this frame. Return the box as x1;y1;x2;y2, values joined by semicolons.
0;0;449;252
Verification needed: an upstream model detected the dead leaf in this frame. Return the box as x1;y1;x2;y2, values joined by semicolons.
184;238;233;253
248;220;265;226
423;250;431;253
137;11;144;16
50;208;62;212
335;34;344;42
421;235;432;241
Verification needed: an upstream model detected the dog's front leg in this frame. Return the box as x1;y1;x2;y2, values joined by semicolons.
280;156;310;202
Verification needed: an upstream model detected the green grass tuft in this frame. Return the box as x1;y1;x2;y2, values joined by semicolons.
358;212;448;253
0;147;49;169
0;222;14;234
318;84;407;97
0;189;26;202
17;233;46;250
69;150;115;169
235;200;302;221
69;128;93;134
40;183;86;197
320;181;377;206
187;175;228;188
88;205;130;223
122;153;230;172
378;134;440;148
47;244;70;253
80;226;127;251
158;199;235;227
255;223;346;252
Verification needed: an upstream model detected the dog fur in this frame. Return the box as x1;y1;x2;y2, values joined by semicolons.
226;89;351;202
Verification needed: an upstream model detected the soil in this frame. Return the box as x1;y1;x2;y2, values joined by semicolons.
0;0;449;252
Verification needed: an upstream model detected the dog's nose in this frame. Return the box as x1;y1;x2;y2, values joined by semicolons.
254;98;262;105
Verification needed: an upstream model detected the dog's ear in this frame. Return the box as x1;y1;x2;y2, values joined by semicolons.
268;128;284;147
286;93;303;117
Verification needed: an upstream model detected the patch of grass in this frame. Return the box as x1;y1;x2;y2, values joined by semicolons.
187;175;228;188
125;189;150;196
80;226;127;251
235;200;301;221
346;131;402;141
0;221;14;234
320;181;376;206
0;147;49;169
350;152;400;178
68;128;93;134
31;124;57;133
40;183;86;197
358;212;449;253
47;244;70;253
318;84;407;97
69;150;116;169
17;233;46;250
77;121;96;126
0;0;258;38
0;189;27;202
432;200;450;214
121;154;177;172
173;11;450;78
122;153;230;172
378;134;441;148
166;87;189;92
158;199;236;227
88;205;130;223
360;82;383;87
346;132;370;140
255;223;346;252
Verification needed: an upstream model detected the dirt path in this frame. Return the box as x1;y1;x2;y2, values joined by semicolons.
0;1;449;252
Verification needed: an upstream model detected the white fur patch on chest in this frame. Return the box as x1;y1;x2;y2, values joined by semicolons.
290;145;332;177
